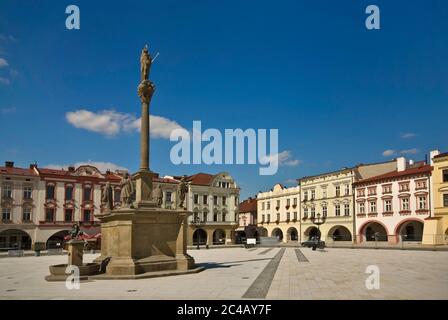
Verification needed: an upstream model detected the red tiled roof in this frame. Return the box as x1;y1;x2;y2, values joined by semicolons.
354;164;432;185
239;198;257;213
0;166;37;177
153;177;179;184
187;173;215;186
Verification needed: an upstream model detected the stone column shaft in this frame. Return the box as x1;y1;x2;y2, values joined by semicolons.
140;101;150;170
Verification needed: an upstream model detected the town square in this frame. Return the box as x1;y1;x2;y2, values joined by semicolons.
0;0;447;309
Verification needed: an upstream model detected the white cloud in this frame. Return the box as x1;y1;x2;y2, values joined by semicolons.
401;133;416;139
66;109;187;139
400;148;419;155
261;150;301;167
0;77;10;85
382;149;396;157
46;161;128;173
0;58;8;68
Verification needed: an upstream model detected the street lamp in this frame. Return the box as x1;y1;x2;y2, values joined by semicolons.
310;212;326;250
191;215;203;250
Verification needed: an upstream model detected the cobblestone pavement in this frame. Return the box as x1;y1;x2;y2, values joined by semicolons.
0;247;447;299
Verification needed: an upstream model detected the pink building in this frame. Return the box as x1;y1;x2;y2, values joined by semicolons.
354;157;432;244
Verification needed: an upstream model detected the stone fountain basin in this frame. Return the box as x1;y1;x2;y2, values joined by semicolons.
49;263;100;276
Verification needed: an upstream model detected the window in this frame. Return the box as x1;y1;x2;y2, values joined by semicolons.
262;214;265;222
359;202;365;214
415;180;427;190
23;186;32;199
45;208;54;222
2;183;12;199
83;209;91;222
304;191;308;201
345;185;350;196
322;206;327;217
368;187;376;196
46;184;55;200
384;200;392;212
64;209;73;222
401;198;410;211
114;188;121;203
335;204;341;216
276;213;280;221
311;190;315;200
357;189;365;197
286;199;290;206
213;212;218;221
267;201;270;210
293;212;297;220
382;185;392;194
443;170;448;182
344;204;350;216
399;183;410;192
418;196;427;210
23;207;31;221
311;207;315;218
65;186;73;200
444;194;448;207
304;208;308;218
276;200;280;207
267;214;271;223
286;212;290;220
222;196;227;206
83;186;91;201
166;191;172;203
213;196;218;205
202;195;207;205
2;207;11;221
222;212;226;222
335;186;341;197
369;201;376;213
293;198;297;206
193;194;199;204
262;202;265;210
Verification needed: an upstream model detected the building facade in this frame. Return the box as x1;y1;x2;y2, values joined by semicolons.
298;161;396;244
1;163;241;250
423;151;448;245
185;172;240;246
0;162;122;250
257;184;301;243
236;197;258;243
354;157;432;244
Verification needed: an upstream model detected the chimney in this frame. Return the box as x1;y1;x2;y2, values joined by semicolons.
429;150;440;165
409;159;414;166
5;161;14;168
29;163;37;170
397;157;406;172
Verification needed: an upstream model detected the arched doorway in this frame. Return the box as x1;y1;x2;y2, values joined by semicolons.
192;229;207;246
235;231;246;244
304;226;319;240
287;227;298;242
213;229;226;245
271;228;283;241
362;222;388;242
46;230;70;249
397;220;424;242
0;229;32;250
258;228;268;237
328;226;352;241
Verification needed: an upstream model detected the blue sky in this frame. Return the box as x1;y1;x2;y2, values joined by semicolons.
1;0;447;199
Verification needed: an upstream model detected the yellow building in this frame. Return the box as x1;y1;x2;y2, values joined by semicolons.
423;151;448;245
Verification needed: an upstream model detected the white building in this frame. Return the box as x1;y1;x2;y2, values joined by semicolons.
257;183;301;242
